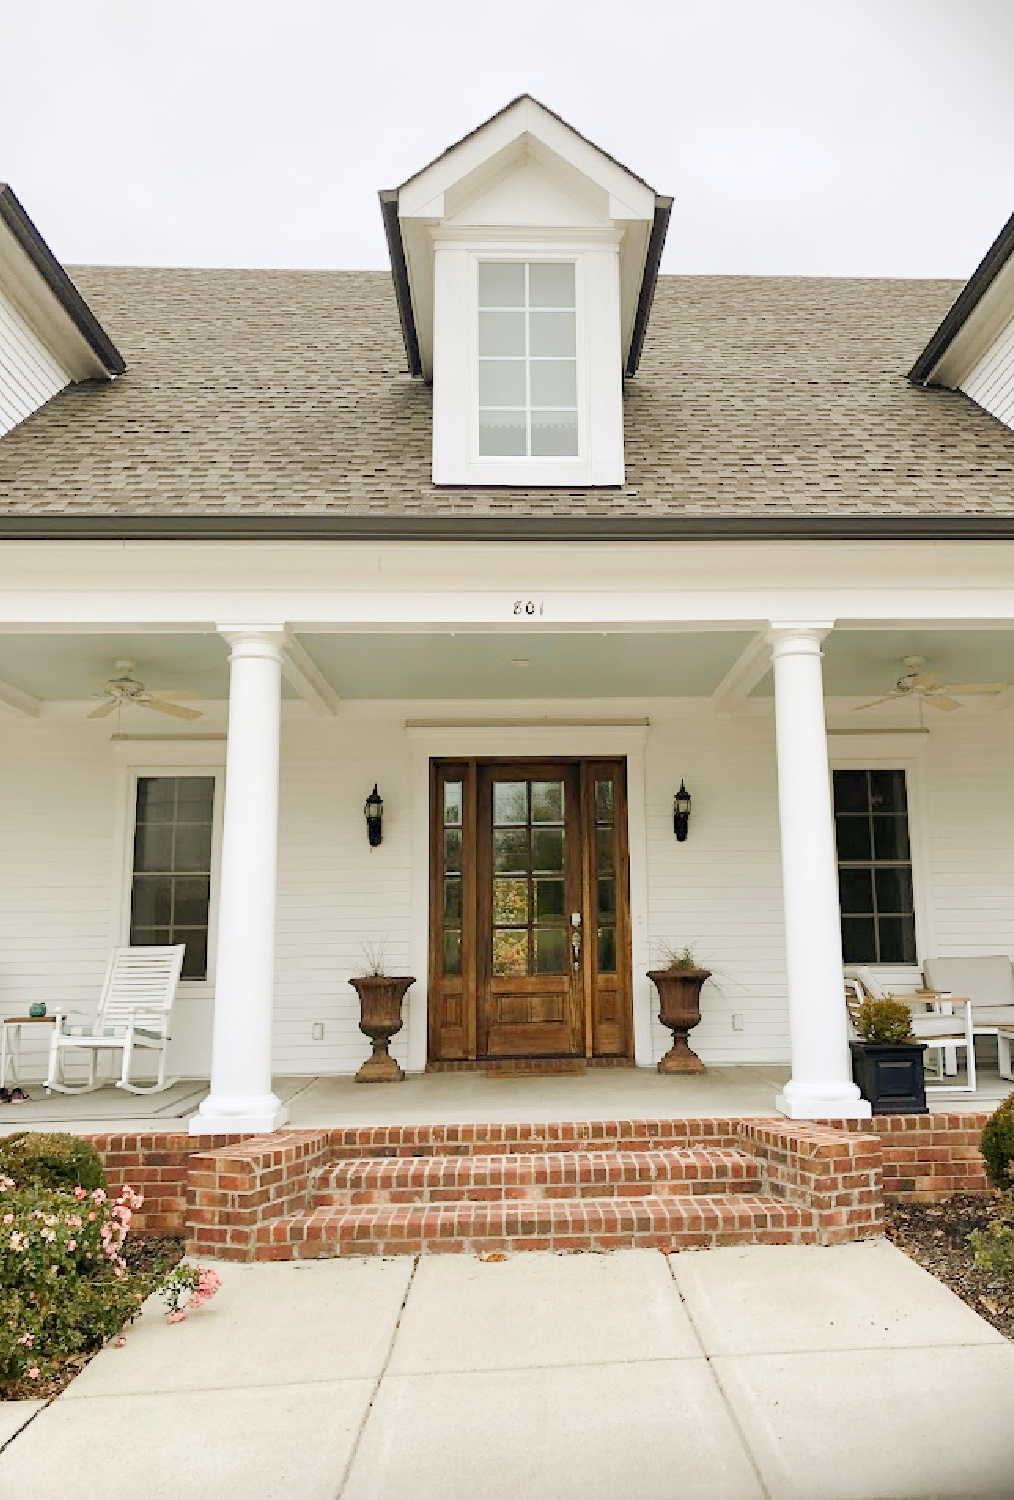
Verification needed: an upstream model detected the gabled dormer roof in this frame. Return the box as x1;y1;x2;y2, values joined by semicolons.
380;95;671;380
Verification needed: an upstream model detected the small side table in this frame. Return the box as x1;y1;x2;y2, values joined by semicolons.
1;1015;60;1088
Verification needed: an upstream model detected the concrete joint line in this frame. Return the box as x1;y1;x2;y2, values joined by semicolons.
336;1254;420;1499
0;1392;59;1458
663;1250;773;1500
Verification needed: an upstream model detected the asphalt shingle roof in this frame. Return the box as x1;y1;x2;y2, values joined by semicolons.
1;266;1013;528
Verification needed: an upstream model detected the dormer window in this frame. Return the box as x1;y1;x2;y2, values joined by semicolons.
381;95;671;489
478;261;577;458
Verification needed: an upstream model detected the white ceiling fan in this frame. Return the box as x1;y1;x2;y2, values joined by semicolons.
88;660;202;721
854;655;1009;714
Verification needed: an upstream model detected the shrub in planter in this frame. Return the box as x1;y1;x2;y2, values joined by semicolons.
850;996;927;1115
979;1093;1014;1191
856;997;913;1044
0;1173;148;1393
0;1131;106;1194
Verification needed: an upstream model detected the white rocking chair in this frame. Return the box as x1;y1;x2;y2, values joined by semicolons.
46;945;185;1095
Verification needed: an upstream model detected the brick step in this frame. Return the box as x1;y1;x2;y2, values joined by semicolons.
313;1147;762;1207
254;1194;819;1259
329;1120;742;1160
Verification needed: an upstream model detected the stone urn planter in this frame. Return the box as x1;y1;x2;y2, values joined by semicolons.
350;976;415;1083
647;968;712;1074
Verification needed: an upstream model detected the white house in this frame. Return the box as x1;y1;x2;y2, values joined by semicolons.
1;97;1013;1134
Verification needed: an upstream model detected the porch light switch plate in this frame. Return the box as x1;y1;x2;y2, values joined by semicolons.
312;1022;325;1041
732;1013;744;1031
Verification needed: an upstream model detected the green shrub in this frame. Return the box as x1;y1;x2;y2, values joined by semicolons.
980;1094;1014;1191
0;1132;106;1193
856;997;913;1044
970;1220;1014;1282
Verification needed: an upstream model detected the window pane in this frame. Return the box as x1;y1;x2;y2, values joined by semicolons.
493;878;528;924
443;781;463;827
478;310;525;356
131;926;171;947
528;262;575;307
534;927;566;975
833;770;869;815
875;866;914;914
478;359;526;406
494;828;528;873
838;867;874;915
134;821;173;872
176;777;214;817
597;877;616;920
173;823;213;873
493;782;528;824
841;916;877;964
131;875;172;928
531;827;564;873
595;779;614;824
531;411;578;457
597;926;617;973
873;816;910;861
479;413;527;456
878;915;917;964
444;876;462;922
444;828;462;874
478;262;525;307
135;777;177;821
869;770;907;813
177;930;208;981
530;360;577;407
493;929;528;977
534;877;565;921
529;311;576;357
531;781;563;823
835;817;872;862
443;929;462;977
173;875;210;927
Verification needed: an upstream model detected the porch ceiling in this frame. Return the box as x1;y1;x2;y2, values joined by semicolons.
0;632;238;701
751;629;1014;697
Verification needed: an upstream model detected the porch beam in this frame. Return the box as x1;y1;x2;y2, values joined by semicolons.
281;634;340;717
0;677;41;718
710;632;772;714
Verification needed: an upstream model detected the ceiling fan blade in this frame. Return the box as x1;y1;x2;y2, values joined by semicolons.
148;689;202;701
853;697;899;711
942;682;1008;695
145;699;202;721
926;695;961;711
907;673;938;689
88;699;118;719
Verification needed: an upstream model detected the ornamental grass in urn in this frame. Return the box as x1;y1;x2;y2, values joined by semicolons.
350;943;414;1084
647;944;712;1074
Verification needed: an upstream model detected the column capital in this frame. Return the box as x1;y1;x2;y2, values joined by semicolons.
767;621;836;658
216;625;287;662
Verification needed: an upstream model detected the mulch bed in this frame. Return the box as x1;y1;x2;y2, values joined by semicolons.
885;1195;1014;1340
2;1235;185;1404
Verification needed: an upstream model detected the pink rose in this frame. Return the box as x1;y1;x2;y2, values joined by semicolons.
74;1186;87;1200
168;1311;187;1324
27;1368;40;1380
92;1189;107;1205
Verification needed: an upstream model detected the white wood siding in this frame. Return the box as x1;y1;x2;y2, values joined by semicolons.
1;704;1012;1078
0;283;70;437
961;310;1014;430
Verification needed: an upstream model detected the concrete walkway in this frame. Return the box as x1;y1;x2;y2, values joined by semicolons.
3;1241;1013;1499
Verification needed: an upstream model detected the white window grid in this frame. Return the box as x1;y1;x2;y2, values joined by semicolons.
477;261;578;458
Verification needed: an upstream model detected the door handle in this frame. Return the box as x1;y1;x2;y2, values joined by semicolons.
570;912;582;969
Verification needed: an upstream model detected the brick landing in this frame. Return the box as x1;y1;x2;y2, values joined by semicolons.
83;1113;990;1261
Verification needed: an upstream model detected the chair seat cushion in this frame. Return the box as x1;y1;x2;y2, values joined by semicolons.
972;1006;1014;1029
62;1025;164;1041
910;1014;971;1040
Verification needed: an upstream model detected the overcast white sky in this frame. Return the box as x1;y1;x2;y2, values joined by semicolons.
2;0;1013;278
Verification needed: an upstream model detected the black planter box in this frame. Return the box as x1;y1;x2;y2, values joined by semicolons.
849;1040;928;1115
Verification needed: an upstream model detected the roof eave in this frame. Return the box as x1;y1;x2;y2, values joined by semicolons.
908;207;1014;385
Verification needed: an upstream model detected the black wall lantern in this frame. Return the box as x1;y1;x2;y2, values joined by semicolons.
673;780;692;842
364;784;384;848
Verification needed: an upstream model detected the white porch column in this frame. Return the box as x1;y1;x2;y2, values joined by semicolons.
192;628;288;1135
770;624;870;1120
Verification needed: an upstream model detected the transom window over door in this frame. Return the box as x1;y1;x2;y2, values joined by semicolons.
129;776;215;980
833;769;916;965
477;262;578;457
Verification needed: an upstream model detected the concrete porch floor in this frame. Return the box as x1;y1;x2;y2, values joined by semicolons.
1;1061;1010;1136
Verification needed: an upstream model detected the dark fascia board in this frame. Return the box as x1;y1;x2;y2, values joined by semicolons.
908;207;1014;385
4;514;1014;543
625;196;672;378
379;190;422;378
0;185;125;377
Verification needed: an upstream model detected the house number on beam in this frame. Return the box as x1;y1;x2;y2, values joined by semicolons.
513;600;544;617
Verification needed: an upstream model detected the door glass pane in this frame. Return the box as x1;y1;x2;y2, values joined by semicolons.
444;876;462;922
443;929;462;977
595;827;614;875
531;781;563;823
597;877;616;920
534;878;565;920
597;926;617;974
493;878;528;924
443;781;463;826
534;928;566;975
494;781;528;824
494;828;528;873
532;827;564;873
595;779;614;824
444;828;462;874
493;929;528;977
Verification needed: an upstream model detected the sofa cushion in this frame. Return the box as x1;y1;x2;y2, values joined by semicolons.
969;1006;1014;1029
923;956;1014;1012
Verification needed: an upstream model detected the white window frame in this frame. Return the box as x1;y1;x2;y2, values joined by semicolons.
827;737;936;980
110;744;226;997
431;228;625;488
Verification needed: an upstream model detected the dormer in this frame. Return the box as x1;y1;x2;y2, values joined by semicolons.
381;97;671;487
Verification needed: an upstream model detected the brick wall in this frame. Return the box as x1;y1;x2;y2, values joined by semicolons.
827;1113;992;1202
738;1120;884;1243
186;1131;331;1259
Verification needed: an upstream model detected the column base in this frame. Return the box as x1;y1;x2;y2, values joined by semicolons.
190;1093;289;1136
776;1080;871;1120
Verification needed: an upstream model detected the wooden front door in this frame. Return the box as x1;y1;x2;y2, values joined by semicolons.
428;758;632;1063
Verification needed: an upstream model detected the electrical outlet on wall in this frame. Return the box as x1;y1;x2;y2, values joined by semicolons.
732;1013;744;1032
311;1022;325;1041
